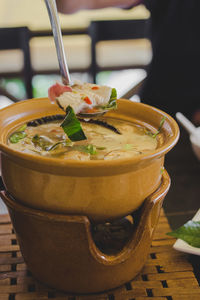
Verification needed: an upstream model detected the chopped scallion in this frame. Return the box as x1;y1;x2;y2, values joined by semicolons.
9;131;27;144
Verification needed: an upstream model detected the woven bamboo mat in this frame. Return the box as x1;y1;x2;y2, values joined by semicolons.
0;209;200;300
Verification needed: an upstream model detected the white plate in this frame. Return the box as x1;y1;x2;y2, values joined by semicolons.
173;208;200;255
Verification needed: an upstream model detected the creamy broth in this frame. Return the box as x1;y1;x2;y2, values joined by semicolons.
8;118;158;161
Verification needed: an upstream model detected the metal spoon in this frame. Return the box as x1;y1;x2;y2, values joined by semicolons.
44;0;109;117
45;0;71;85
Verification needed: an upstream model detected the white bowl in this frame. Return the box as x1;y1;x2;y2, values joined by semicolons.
173;208;200;255
190;127;200;160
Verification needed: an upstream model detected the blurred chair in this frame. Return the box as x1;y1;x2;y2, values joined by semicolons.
0;27;33;101
0;87;18;102
88;19;151;97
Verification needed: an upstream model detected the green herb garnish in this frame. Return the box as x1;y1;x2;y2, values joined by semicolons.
160;167;165;174
96;146;106;150
61;106;87;142
152;116;166;138
73;144;97;155
123;144;133;150
84;144;97;155
100;88;117;110
48;142;99;155
9;131;27;144
9;124;27;143
167;220;200;248
110;88;117;101
145;116;166;138
18;124;27;132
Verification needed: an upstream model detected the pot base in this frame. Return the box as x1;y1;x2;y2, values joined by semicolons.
0;170;170;294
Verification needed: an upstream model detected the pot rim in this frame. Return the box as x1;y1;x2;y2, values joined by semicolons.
0;98;179;173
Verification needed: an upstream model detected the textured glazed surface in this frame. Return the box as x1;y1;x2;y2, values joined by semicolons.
0;98;179;221
0;170;170;293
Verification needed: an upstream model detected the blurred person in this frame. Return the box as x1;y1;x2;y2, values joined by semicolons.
56;0;200;124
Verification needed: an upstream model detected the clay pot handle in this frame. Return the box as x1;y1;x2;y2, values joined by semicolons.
86;170;170;266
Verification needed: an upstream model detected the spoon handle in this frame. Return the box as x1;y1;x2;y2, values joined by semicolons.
45;0;72;85
176;112;196;135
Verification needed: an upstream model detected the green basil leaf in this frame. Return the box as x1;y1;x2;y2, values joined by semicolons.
60;106;87;142
167;220;200;248
107;88;117;109
18;124;27;132
107;99;117;110
96;146;106;150
100;88;117;110
110;88;117;101
152;116;166;138
84;144;97;155
73;144;97;155
9;123;27;144
145;116;166;138
9;131;27;143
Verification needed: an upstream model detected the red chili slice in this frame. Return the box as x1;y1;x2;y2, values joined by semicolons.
91;86;99;90
50;129;60;133
83;96;92;105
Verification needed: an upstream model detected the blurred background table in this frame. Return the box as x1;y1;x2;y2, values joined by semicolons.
0;1;151;103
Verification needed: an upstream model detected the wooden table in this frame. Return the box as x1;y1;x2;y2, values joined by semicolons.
0;209;200;300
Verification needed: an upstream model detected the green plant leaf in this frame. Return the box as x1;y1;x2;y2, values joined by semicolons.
73;144;97;155
145;116;166;138
110;88;117;101
152;116;166;138
9;123;27;144
18;124;27;132
9;131;27;143
100;88;117;110
60;106;87;142
167;220;200;248
96;146;106;150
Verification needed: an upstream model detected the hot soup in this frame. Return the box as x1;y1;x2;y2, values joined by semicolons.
8;116;160;161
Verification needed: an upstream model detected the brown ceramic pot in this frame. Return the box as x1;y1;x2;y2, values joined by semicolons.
0;98;179;221
0;170;170;293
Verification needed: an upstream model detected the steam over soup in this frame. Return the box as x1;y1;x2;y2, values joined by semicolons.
8;117;160;161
